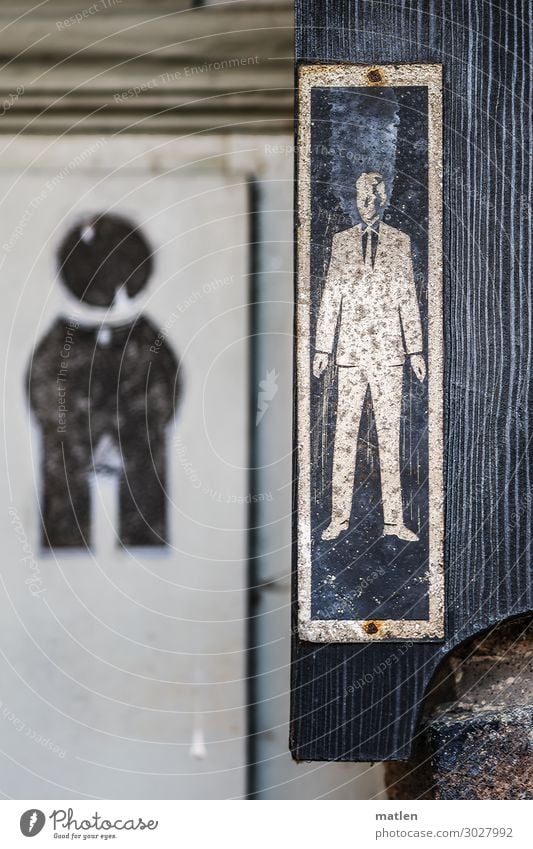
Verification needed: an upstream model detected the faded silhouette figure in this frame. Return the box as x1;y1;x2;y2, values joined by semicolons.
314;172;426;542
27;214;180;549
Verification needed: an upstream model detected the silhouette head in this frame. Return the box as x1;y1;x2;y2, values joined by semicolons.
355;172;388;226
58;213;153;307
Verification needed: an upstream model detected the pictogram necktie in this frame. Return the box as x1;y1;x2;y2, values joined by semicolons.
362;226;380;268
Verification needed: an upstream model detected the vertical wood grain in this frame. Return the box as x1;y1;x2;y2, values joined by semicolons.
292;0;532;761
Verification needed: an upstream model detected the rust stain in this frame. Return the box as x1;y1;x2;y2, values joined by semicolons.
363;620;381;635
366;66;385;85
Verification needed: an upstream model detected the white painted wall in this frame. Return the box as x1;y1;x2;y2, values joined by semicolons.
0;136;249;799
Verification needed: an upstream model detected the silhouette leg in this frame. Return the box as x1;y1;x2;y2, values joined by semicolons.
324;367;367;539
371;366;417;540
118;424;168;547
41;433;92;548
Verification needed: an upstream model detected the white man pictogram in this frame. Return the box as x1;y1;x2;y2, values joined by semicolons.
313;172;426;542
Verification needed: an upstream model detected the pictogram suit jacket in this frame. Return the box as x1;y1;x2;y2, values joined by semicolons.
315;222;423;367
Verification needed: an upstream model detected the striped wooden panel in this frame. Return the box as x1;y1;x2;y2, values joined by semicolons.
292;0;532;762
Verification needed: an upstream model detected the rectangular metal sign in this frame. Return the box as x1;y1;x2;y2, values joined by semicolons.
296;64;444;642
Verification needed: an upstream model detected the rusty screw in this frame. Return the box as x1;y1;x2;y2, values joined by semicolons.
367;67;383;84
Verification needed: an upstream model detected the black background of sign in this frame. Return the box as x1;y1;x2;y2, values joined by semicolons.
309;85;430;622
292;0;532;762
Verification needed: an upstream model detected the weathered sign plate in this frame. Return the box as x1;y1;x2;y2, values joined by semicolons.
297;64;443;642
